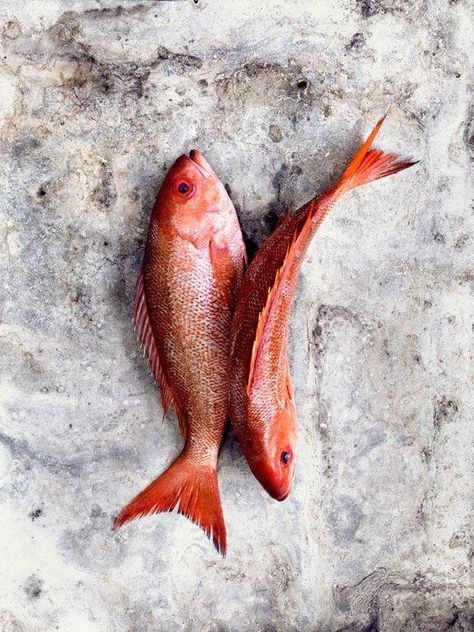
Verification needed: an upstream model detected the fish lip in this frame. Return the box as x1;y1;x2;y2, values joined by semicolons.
188;150;213;178
276;490;290;501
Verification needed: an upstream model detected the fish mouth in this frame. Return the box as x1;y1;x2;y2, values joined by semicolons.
188;150;213;178
275;489;290;501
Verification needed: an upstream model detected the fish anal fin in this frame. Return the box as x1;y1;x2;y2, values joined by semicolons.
133;265;177;426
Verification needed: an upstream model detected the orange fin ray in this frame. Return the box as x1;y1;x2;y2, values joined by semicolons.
338;112;418;192
247;231;302;394
113;453;227;556
247;114;417;394
134;265;187;437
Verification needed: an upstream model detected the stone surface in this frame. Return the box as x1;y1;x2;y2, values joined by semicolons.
0;1;472;631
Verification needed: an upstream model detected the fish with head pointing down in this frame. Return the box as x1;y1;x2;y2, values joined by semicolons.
113;150;246;555
229;115;417;502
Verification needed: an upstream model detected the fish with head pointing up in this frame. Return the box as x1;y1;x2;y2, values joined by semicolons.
113;150;246;555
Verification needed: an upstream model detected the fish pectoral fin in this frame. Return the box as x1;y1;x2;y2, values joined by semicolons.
209;239;238;303
133;264;176;421
113;451;227;556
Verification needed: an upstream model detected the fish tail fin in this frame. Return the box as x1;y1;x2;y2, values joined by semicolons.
336;112;418;194
113;452;227;556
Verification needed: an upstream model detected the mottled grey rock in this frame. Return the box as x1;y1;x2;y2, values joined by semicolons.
0;1;472;631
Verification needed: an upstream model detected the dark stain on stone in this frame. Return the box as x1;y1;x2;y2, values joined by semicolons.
357;0;409;18
37;187;47;198
271;163;303;210
433;231;446;244
455;233;470;250
92;161;117;210
358;0;382;18
50;14;203;105
90;505;107;519
463;111;474;156
156;45;203;70
69;283;92;322
241;231;259;261
322;104;332;119
83;4;156;19
433;396;458;429
263;207;280;233
2;18;22;40
29;507;43;521
346;32;366;51
269;124;283;142
24;575;43;599
217;61;318;112
11;137;41;158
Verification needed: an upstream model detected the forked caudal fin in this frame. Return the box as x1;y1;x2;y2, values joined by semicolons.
113;453;227;556
336;112;418;194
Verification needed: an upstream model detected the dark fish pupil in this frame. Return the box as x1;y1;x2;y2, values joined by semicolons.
178;182;190;194
281;451;290;464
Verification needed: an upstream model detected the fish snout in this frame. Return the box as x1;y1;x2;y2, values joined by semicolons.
249;458;293;502
188;150;214;178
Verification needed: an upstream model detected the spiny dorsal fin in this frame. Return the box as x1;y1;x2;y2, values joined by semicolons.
133;265;186;438
246;113;417;396
247;229;303;395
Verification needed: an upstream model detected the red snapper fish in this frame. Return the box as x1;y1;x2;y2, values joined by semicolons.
113;150;246;555
229;115;417;501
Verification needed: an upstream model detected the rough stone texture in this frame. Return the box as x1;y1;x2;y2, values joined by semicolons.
0;1;472;631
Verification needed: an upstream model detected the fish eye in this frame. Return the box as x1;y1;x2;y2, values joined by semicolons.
281;451;291;465
175;179;195;198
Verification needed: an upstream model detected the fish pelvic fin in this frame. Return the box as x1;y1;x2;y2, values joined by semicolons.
134;264;178;424
112;452;227;556
337;112;418;194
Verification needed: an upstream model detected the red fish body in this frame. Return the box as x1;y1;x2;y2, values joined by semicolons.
229;116;416;500
114;150;246;554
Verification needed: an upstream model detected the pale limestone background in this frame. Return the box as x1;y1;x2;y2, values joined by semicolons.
0;1;472;631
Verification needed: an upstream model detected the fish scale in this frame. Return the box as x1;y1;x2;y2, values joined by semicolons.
114;150;246;555
230;115;417;502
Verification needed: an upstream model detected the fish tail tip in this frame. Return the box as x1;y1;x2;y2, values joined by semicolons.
113;454;227;555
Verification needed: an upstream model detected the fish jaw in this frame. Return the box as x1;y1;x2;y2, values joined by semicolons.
248;455;295;501
242;394;297;500
188;149;216;178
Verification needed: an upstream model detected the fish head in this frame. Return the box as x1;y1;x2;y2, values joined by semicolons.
245;394;297;501
156;150;234;242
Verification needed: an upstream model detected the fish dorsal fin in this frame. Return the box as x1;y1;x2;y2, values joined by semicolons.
133;265;185;437
247;261;285;394
247;227;304;396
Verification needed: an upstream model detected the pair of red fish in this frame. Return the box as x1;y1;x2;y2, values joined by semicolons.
113;116;416;555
